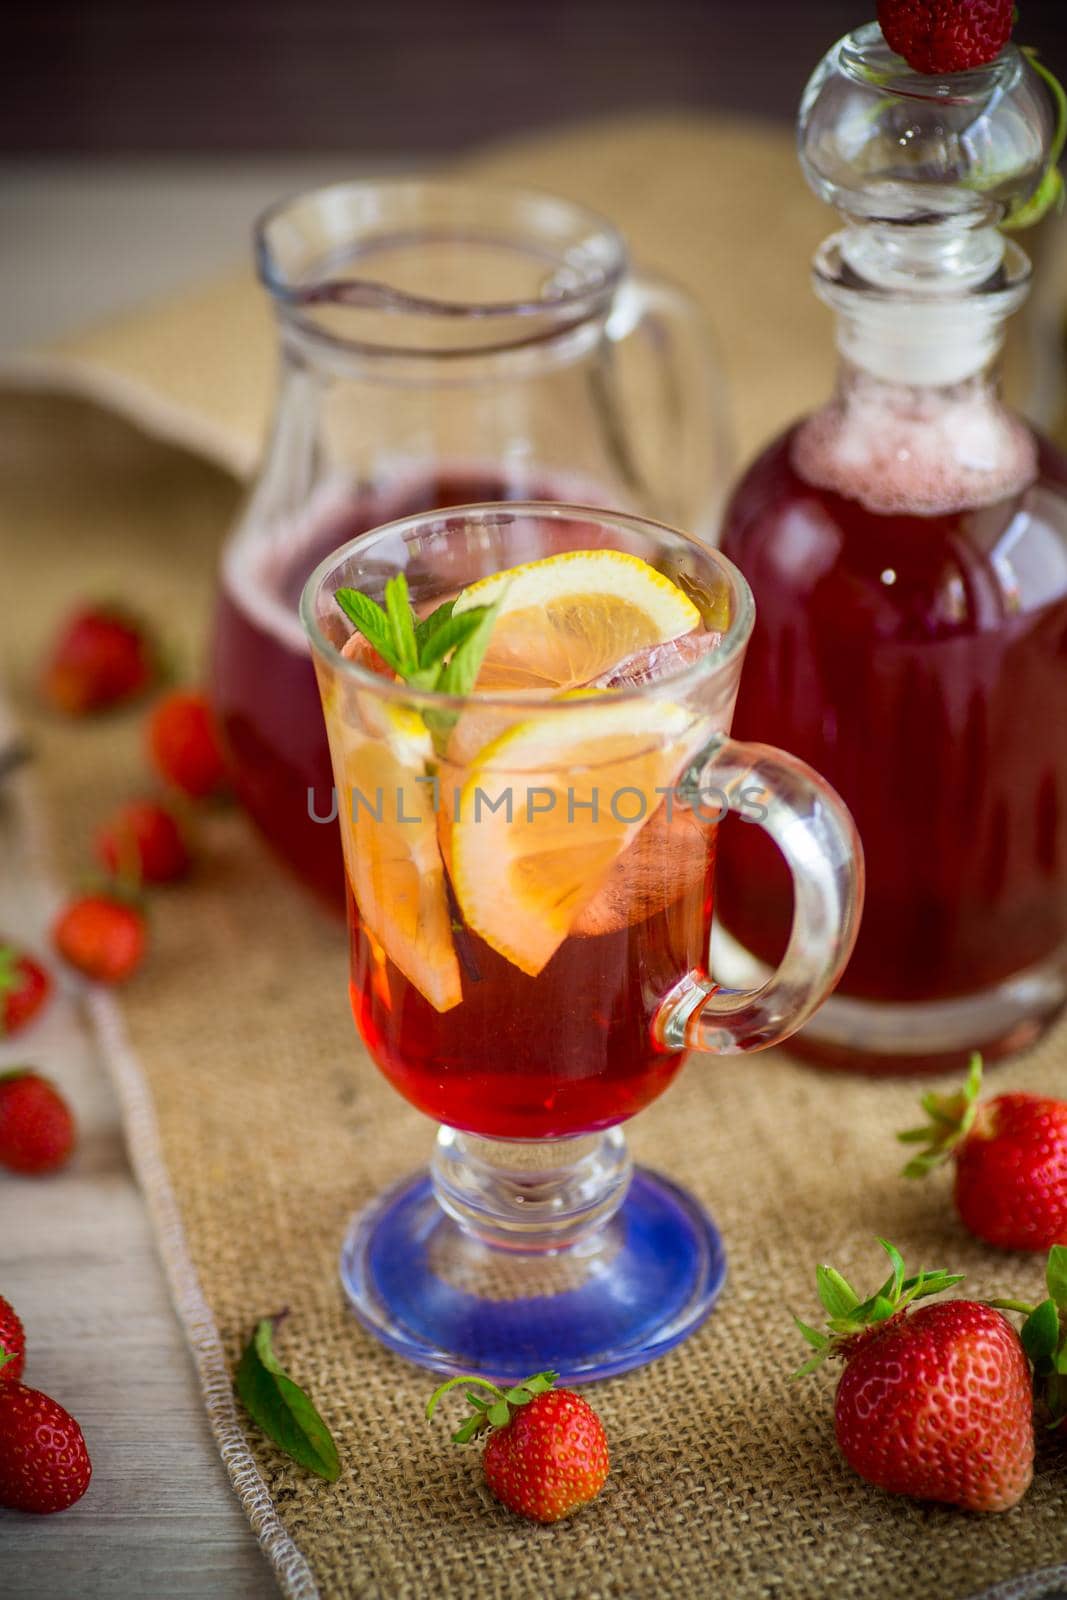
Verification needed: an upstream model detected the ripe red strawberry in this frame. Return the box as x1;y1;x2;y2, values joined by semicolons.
40;603;157;715
0;1296;26;1383
0;1383;91;1513
147;690;228;800
0;944;51;1036
53;893;146;984
427;1370;609;1523
899;1056;1067;1252
795;1240;1033;1512
0;1070;76;1175
95;799;190;885
877;0;1014;75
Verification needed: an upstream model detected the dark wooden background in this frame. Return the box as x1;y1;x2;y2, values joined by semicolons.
4;0;1066;155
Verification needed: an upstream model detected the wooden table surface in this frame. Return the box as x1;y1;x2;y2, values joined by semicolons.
0;737;276;1596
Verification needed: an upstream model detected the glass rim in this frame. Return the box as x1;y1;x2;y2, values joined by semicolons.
836;22;1023;106
299;501;755;714
255;177;628;324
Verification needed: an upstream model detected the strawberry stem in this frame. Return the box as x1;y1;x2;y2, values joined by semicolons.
425;1374;506;1421
425;1369;558;1444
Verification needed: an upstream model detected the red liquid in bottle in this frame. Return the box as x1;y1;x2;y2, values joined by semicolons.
212;470;579;910
718;416;1067;1069
348;808;716;1140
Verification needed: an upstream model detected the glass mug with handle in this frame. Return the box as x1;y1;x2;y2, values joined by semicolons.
301;503;863;1381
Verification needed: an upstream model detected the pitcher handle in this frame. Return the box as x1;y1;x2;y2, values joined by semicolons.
605;271;734;540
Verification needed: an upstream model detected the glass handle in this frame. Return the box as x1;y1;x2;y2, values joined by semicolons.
605;272;734;540
655;737;865;1055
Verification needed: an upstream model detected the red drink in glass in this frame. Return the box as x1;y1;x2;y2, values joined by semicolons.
301;500;861;1380
349;809;716;1141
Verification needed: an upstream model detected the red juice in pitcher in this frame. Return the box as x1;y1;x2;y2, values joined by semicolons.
212;469;589;909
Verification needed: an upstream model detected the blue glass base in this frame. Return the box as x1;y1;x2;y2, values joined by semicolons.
339;1165;727;1383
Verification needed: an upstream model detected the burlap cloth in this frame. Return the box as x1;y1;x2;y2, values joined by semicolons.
3;116;1067;1600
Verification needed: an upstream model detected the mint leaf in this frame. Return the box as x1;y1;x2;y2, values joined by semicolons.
414;599;457;653
331;579;503;754
1047;1245;1067;1309
236;1316;340;1482
384;574;418;673
439;600;502;697
418;610;492;671
334;589;400;671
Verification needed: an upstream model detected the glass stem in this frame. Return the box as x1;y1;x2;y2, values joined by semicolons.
431;1126;632;1253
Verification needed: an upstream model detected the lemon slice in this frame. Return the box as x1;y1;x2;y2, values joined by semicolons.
450;699;707;976
327;719;462;1013
453;550;701;691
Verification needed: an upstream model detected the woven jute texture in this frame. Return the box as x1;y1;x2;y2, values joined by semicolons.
4;393;1067;1600
3;113;1067;1600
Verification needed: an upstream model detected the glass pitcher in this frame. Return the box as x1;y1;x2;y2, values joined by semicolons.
211;179;730;910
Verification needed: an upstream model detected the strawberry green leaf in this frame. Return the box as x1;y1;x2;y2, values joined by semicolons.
503;1387;532;1405
236;1316;340;1482
0;946;19;1001
1047;1245;1067;1309
334;588;402;671
791;1349;830;1380
868;1294;896;1323
452;1415;486;1445
0;1348;13;1371
487;1400;511;1427
898;1057;982;1177
794;1317;829;1350
1021;1299;1060;1370
877;1238;906;1302
524;1372;556;1395
816;1265;860;1320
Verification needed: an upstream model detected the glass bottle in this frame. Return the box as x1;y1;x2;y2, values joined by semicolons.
716;23;1067;1073
211;180;729;911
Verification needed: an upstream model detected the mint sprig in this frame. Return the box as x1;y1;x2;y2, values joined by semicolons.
334;575;502;744
236;1313;341;1482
